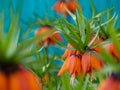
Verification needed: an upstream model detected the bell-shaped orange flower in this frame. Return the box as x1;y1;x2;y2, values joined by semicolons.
82;51;104;74
53;0;78;15
98;73;120;90
35;26;62;46
62;43;75;59
96;42;120;62
58;54;82;76
0;66;42;90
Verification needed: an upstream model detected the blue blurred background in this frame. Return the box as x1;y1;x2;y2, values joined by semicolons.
0;0;120;55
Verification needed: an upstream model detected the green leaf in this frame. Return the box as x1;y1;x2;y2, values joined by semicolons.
75;10;85;42
100;48;119;70
61;74;72;90
107;15;120;55
63;32;84;52
82;74;90;90
5;12;19;57
62;19;84;49
93;7;114;19
89;0;97;17
83;22;92;48
6;27;20;58
52;37;76;51
88;29;100;47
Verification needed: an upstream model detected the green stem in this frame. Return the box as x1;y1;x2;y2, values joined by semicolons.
44;47;49;63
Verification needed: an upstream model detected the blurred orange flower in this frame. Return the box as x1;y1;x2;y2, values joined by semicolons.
53;0;78;15
35;26;62;46
98;74;120;90
94;42;120;62
0;66;42;90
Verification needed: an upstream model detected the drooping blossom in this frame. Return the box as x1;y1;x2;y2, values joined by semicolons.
98;73;120;90
35;26;62;46
53;0;78;15
82;51;104;74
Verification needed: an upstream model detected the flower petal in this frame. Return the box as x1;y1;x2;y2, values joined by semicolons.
90;52;103;70
68;55;76;75
82;52;91;74
57;57;70;76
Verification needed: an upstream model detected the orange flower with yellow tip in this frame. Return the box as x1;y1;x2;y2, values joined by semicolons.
98;73;120;90
62;43;75;59
35;26;62;46
53;0;78;15
82;51;104;74
57;54;82;76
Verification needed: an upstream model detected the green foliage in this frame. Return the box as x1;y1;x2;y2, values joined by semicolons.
1;1;120;90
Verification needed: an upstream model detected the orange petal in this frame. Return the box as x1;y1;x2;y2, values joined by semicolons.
35;27;51;45
67;1;78;13
9;71;21;90
68;50;75;57
57;57;70;76
82;52;91;74
76;58;82;75
53;2;67;15
98;76;120;90
0;72;7;90
20;69;42;90
61;49;69;60
53;33;62;42
61;43;75;59
111;44;120;61
74;58;82;75
68;55;77;75
23;69;42;90
90;52;103;70
103;43;112;53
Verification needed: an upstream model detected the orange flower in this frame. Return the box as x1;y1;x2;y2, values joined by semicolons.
82;51;104;74
98;73;120;90
89;36;104;53
101;43;120;62
0;66;42;90
62;43;75;59
35;26;62;46
53;0;78;15
58;54;82;76
111;44;120;61
95;42;120;62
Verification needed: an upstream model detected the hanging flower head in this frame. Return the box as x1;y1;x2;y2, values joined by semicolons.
58;54;82;76
98;73;120;90
35;26;62;47
81;51;104;74
53;0;78;15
